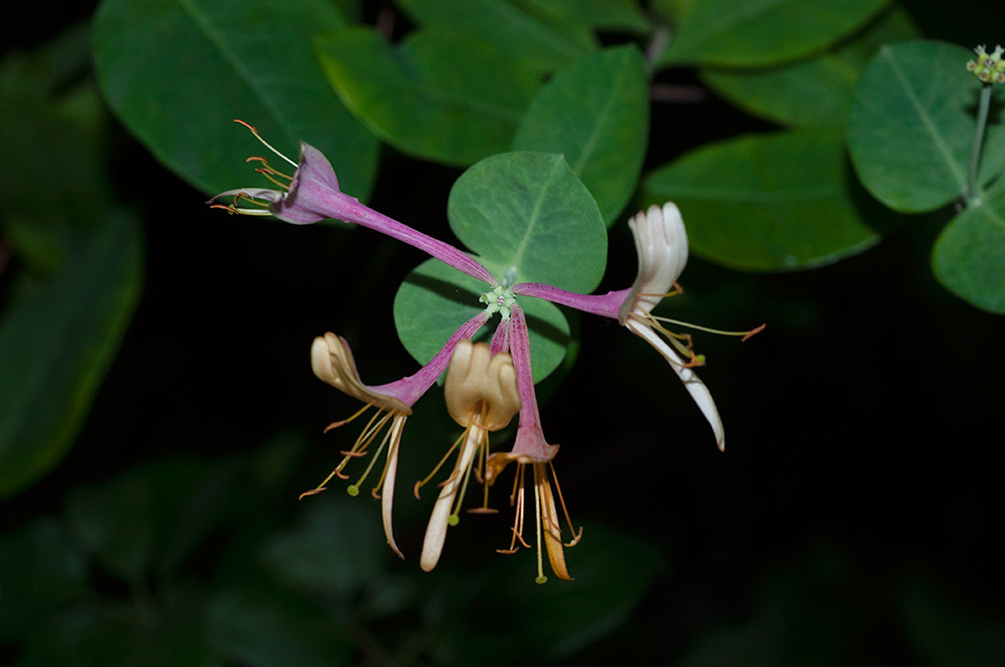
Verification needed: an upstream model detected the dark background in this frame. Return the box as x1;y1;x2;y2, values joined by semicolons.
3;1;1004;664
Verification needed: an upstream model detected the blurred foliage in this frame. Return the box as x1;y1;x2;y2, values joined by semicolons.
2;0;1005;665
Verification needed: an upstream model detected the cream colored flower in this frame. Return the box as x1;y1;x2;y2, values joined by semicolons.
418;340;521;572
618;203;727;451
305;333;412;558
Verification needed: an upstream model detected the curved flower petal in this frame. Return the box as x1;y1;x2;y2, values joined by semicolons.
626;319;725;451
310;333;412;414
444;340;521;431
618;202;688;323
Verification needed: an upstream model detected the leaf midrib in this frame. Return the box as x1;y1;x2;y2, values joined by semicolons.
881;46;967;193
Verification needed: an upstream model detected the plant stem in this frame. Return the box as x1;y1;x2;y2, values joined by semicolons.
967;84;993;204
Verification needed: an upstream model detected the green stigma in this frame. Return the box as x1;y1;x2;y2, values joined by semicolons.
346;485;360;497
480;284;517;320
967;45;1005;84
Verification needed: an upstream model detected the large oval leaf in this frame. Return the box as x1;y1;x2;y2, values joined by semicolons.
848;41;1005;212
448;152;608;291
316;25;539;166
700;7;918;129
93;0;378;198
514;46;649;225
0;210;142;499
932;184;1005;313
657;0;888;68
396;0;597;73
394;152;605;383
644;129;878;270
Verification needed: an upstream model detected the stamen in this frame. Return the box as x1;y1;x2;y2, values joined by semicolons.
548;461;583;547
414;428;468;499
498;463;528;553
245;156;293;181
254;168;293;190
234;192;271;209
300;405;392;499
652;314;766;339
448;435;479;526
370;426;402;499
348;416;396;494
533;474;547;584
324;401;376;431
234;119;298;168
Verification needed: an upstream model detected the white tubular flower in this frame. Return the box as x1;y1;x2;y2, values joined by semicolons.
419;340;521;573
617;202;689;324
618;203;726;451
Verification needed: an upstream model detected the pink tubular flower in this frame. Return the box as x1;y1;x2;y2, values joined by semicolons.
303;312;489;559
513;203;763;452
483;303;581;583
209;121;496;285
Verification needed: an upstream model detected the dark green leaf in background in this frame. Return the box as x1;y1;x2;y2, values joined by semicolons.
260;496;386;597
0;518;89;643
0;211;143;499
206;588;353;667
657;0;889;68
425;521;662;665
0;24;110;272
847;40;1005;212
899;575;1005;667
316;25;539;167
680;548;849;667
700;7;918;129
521;0;652;34
64;456;221;584
514;45;650;225
932;182;1005;313
644;129;878;270
92;0;378;198
395;0;598;73
13;600;219;667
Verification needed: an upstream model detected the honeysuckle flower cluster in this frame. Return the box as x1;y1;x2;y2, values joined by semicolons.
211;121;761;582
967;45;1005;84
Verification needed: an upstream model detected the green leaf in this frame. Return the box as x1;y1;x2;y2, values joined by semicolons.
93;0;378;198
644;129;879;270
316;25;539;167
427;521;662;664
396;0;597;73
932;185;1005;313
515;0;652;33
205;588;352;667
449;152;608;291
0;518;89;642
393;257;572;383
260;496;386;597
657;0;888;68
394;153;605;382
0;210;142;499
848;40;1005;212
0;25;112;273
64;456;223;583
14;600;220;667
899;574;1005;667
514;46;650;225
681;548;850;667
700;7;919;129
